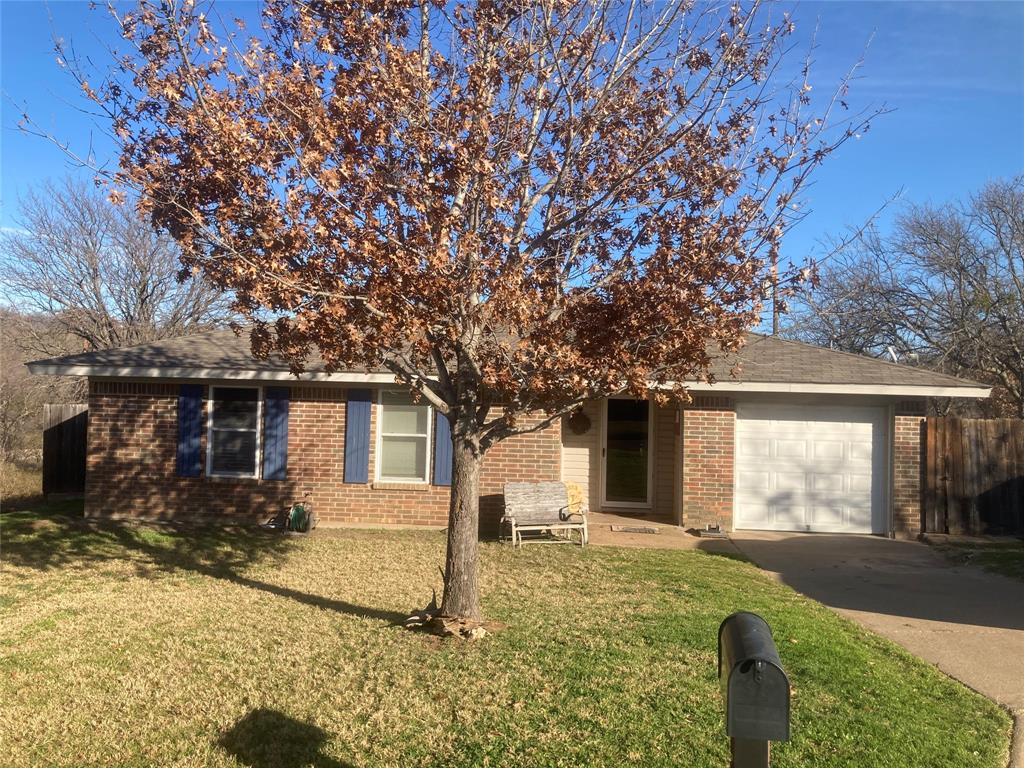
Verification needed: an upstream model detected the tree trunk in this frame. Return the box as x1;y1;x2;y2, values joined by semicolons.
440;427;483;620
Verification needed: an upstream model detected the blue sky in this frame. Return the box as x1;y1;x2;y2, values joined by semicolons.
2;0;1023;274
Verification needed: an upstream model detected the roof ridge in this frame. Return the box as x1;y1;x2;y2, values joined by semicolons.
743;331;987;389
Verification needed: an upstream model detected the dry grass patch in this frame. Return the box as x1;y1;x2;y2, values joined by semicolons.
0;462;42;509
0;512;1011;767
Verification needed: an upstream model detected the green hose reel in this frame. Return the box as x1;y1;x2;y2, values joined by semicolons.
288;502;311;533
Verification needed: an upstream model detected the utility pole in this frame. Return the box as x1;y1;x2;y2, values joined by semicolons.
771;250;779;336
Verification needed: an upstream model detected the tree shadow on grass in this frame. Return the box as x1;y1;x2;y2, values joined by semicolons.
1;510;291;574
689;536;751;564
219;708;355;768
1;512;407;624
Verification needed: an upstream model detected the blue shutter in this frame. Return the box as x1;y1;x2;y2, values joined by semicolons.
344;389;372;483
433;411;452;486
176;384;203;477
262;387;290;481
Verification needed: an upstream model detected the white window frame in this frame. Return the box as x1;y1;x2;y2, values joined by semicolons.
206;384;263;479
375;389;433;484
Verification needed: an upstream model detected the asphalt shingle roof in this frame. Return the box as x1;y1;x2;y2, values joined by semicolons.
27;327;985;391
30;328;313;374
708;333;981;388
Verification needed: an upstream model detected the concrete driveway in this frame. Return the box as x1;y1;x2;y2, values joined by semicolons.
729;532;1024;764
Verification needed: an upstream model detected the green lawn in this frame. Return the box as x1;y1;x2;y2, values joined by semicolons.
933;539;1024;582
0;510;1011;768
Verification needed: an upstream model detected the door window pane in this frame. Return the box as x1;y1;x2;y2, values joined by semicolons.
605;399;649;503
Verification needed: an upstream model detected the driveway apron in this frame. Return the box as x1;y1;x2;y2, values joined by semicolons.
729;532;1024;765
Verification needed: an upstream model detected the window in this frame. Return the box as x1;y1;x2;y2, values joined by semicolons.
208;387;261;477
377;390;432;483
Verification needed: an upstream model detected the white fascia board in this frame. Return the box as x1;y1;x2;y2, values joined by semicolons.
26;362;991;398
25;363;401;384
657;380;991;398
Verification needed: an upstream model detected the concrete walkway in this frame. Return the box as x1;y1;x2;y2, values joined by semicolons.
729;531;1024;766
586;511;741;554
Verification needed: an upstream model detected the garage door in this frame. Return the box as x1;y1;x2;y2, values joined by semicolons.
734;404;886;534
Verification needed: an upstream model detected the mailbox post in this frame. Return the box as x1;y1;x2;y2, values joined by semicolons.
718;612;790;768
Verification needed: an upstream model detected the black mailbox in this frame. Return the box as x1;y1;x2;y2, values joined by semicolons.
718;612;791;743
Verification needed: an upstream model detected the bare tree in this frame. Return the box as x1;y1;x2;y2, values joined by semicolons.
787;177;1024;417
1;178;232;357
0;309;81;463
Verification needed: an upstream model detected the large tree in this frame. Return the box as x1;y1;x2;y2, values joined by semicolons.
67;0;874;621
787;178;1024;417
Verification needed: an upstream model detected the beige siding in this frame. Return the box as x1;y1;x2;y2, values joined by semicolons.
561;399;602;511
653;404;678;520
562;398;677;518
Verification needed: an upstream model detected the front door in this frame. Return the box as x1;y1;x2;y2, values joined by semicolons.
602;399;651;508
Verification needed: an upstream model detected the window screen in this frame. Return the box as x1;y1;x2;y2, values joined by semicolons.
209;387;259;476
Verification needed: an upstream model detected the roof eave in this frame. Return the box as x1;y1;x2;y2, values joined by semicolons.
27;362;992;399
666;380;991;399
25;363;398;384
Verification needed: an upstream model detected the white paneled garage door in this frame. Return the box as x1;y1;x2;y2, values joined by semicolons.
734;404;886;534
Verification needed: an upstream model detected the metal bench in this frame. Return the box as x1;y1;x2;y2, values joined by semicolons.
501;481;589;547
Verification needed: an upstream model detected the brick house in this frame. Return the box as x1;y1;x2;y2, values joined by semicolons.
28;330;988;536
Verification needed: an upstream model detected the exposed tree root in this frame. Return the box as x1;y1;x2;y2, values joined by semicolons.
402;590;496;640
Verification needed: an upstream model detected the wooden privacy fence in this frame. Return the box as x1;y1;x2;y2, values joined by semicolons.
923;417;1024;535
42;404;88;496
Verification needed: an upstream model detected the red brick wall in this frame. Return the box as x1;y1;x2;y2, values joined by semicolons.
681;397;735;531
85;381;559;529
893;411;925;536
